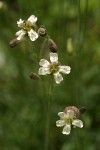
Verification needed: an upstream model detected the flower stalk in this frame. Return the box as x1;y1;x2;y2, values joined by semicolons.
44;75;53;150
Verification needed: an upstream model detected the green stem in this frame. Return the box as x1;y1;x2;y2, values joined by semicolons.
75;130;80;150
39;37;48;59
74;0;81;105
44;76;53;150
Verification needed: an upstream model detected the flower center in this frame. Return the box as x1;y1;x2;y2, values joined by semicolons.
23;24;31;32
50;63;59;73
65;119;72;125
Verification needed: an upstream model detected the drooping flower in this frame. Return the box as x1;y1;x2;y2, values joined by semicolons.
38;52;71;84
16;15;38;41
56;106;83;135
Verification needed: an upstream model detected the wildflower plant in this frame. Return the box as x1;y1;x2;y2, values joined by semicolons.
9;13;85;150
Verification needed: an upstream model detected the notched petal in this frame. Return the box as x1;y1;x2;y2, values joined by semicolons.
39;59;50;67
59;66;71;74
16;30;26;40
38;67;50;75
28;29;38;41
62;125;71;135
72;119;83;128
66;110;74;119
56;120;65;127
54;72;63;84
17;19;24;27
58;112;66;119
49;52;58;63
28;15;37;24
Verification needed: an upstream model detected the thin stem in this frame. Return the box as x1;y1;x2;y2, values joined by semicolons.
44;75;53;150
39;37;48;59
74;0;81;105
75;130;80;150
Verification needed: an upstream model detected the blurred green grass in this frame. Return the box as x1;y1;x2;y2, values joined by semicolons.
0;0;100;150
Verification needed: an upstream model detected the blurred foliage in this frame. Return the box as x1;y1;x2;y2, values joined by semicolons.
0;0;100;150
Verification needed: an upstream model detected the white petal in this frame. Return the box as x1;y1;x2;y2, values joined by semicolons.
62;125;71;135
28;15;37;24
49;53;58;63
17;19;24;27
72;119;83;128
28;29;38;41
54;72;63;84
59;66;71;74
38;67;50;75
56;120;65;127
39;59;50;67
66;110;74;119
16;30;26;40
58;112;66;120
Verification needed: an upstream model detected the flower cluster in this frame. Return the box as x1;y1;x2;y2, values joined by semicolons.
10;14;84;137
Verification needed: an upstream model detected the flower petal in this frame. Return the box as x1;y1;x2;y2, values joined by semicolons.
28;15;37;24
72;119;83;128
17;19;24;27
16;30;26;40
54;72;63;84
28;29;38;41
39;59;50;67
38;67;50;75
62;125;71;135
66;110;74;119
59;66;71;74
58;112;66;120
56;120;65;127
49;53;58;63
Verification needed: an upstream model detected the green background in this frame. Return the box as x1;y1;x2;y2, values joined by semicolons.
0;0;100;150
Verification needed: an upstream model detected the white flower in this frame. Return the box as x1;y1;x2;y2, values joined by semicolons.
38;53;71;84
56;110;83;135
16;15;38;41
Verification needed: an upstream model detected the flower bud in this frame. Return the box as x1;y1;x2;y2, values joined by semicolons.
38;26;47;37
79;107;86;114
29;72;39;80
9;38;19;48
66;38;73;54
48;38;58;53
64;106;80;119
0;1;7;10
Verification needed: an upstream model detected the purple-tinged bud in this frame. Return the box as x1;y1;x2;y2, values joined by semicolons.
38;26;47;37
48;39;58;53
29;72;39;80
64;106;80;119
9;38;19;48
79;107;86;114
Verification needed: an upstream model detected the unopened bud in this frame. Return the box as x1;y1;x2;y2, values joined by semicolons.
38;26;47;37
29;72;39;80
79;107;86;114
48;39;58;53
64;106;80;119
0;1;7;10
9;38;19;48
66;38;73;54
